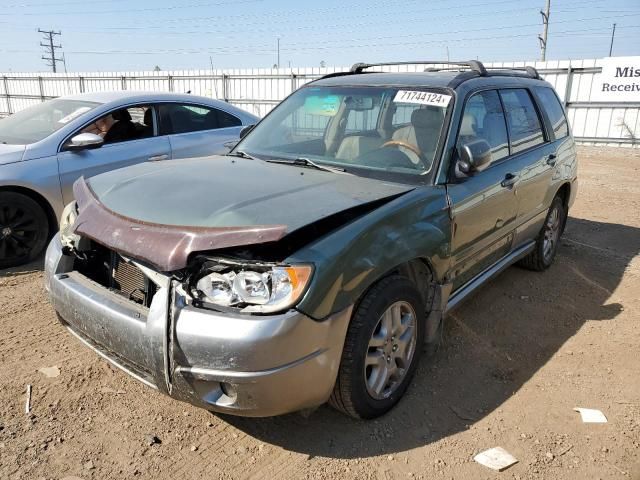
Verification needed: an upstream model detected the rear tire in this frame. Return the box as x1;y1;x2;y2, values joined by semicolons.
0;192;49;269
329;275;425;419
519;196;566;271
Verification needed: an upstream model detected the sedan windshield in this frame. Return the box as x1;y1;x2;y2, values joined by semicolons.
0;99;101;145
236;85;451;175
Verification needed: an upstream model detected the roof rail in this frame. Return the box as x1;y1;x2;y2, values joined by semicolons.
483;65;541;79
350;60;488;76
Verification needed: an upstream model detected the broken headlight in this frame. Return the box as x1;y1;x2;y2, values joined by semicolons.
190;261;313;314
59;201;80;248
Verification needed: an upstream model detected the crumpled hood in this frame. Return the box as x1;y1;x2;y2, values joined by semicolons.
87;155;412;231
0;144;26;165
75;155;413;271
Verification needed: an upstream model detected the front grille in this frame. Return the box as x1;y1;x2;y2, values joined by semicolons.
76;246;156;307
111;254;150;305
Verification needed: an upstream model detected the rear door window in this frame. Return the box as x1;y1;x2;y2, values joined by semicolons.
499;89;545;154
158;103;241;135
535;87;569;140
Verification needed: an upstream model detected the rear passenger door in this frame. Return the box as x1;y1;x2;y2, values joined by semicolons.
158;103;243;159
447;90;518;290
498;88;554;246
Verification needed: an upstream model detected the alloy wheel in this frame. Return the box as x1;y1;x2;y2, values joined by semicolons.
364;300;417;400
542;204;561;263
0;204;40;262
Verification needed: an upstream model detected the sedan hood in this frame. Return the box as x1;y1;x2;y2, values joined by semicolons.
74;156;413;270
0;144;26;165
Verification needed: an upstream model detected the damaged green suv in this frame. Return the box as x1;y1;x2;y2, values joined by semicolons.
45;61;577;419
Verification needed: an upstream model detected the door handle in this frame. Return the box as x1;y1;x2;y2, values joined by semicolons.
501;173;519;188
148;154;168;162
546;153;557;166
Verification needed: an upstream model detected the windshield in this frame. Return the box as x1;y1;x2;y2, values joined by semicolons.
0;99;101;145
236;85;451;175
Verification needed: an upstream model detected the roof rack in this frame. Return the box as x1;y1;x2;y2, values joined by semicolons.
483;65;541;79
350;60;488;76
316;61;541;82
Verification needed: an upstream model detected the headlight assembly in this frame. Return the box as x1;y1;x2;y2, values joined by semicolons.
190;260;313;314
59;201;80;248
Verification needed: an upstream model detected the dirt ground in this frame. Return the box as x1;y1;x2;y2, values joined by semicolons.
0;146;638;480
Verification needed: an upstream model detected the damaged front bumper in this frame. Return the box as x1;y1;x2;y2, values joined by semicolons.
44;237;352;417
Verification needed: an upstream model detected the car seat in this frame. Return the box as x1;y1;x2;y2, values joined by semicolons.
104;109;138;143
392;107;444;164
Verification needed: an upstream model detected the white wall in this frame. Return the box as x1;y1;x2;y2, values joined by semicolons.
1;59;638;146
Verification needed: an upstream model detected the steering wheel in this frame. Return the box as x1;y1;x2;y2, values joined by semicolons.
381;139;422;157
381;140;427;169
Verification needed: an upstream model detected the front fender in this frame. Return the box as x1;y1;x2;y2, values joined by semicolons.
288;186;451;320
0;155;64;219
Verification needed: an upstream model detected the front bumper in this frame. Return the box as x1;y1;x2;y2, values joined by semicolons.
44;237;352;417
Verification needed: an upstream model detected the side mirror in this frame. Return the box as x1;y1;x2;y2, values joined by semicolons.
239;124;255;140
457;139;492;174
66;132;104;151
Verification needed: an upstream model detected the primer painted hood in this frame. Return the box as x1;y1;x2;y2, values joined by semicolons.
87;155;413;232
0;144;26;165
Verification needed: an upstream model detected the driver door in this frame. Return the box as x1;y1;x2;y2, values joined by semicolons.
57;105;171;204
446;89;518;290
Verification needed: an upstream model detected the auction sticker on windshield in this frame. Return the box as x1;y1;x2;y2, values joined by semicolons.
393;90;451;107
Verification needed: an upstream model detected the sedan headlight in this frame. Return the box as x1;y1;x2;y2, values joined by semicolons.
190;261;313;313
59;201;80;248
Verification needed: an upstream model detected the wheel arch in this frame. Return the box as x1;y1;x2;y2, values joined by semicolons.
351;256;445;348
0;185;57;236
556;182;571;209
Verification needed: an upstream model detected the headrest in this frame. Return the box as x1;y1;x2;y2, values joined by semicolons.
411;107;443;129
112;109;132;121
459;113;477;136
143;108;152;126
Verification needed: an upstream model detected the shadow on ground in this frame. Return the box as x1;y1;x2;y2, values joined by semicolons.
223;217;639;459
0;257;43;278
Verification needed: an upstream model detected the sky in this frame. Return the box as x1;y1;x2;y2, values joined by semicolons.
0;0;639;73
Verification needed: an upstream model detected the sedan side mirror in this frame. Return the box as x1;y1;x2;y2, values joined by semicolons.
239;124;255;140
66;132;104;151
457;139;492;174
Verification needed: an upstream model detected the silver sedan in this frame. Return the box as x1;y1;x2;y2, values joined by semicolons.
0;91;258;268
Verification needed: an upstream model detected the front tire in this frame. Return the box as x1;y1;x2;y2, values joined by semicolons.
519;195;566;271
329;275;425;419
0;192;49;269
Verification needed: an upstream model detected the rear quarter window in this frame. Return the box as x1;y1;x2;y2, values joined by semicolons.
535;87;569;140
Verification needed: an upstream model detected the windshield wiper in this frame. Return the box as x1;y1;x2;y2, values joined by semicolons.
266;157;348;174
227;150;259;160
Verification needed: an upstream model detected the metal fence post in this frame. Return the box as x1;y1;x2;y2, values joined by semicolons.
3;76;11;114
38;76;45;102
222;74;228;102
564;64;573;108
168;75;174;92
79;76;85;93
121;76;127;90
290;72;297;93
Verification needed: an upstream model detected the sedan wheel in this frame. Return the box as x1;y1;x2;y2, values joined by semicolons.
0;192;49;269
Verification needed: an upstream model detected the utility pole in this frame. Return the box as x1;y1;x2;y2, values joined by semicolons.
538;0;550;61
609;23;616;57
276;37;280;69
38;29;62;73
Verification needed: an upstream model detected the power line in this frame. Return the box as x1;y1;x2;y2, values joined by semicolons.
38;28;62;72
